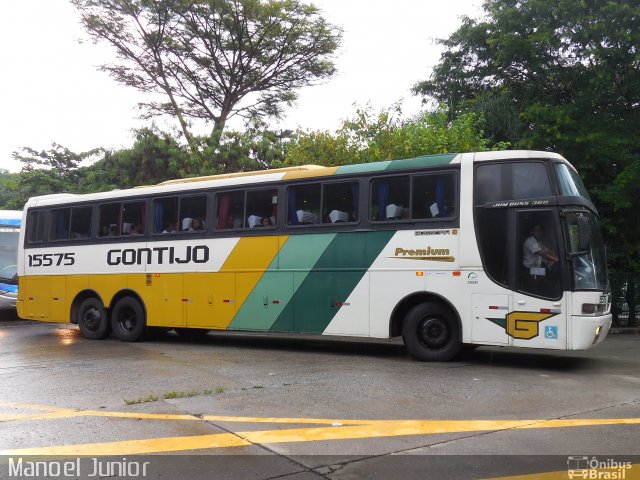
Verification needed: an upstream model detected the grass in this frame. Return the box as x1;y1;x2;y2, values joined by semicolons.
124;386;225;405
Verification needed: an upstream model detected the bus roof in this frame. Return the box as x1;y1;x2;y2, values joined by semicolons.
24;150;565;208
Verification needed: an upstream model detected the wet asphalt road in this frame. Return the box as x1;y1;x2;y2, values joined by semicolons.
1;310;639;479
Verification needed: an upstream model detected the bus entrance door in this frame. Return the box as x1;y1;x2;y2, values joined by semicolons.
511;291;567;349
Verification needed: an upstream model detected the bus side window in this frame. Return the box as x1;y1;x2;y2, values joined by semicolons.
27;211;46;243
154;197;178;233
246;189;277;228
287;184;320;225
70;207;93;239
411;173;456;220
179;195;207;232
99;203;122;237
475;162;552;204
370;176;409;221
216;191;244;230
323;182;358;223
122;201;146;235
50;208;71;240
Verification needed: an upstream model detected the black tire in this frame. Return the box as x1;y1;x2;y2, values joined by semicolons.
402;302;461;361
111;297;147;342
77;297;111;340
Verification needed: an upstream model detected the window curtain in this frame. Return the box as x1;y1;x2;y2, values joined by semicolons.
287;189;299;225
376;181;389;220
435;178;449;218
55;211;69;239
272;190;278;222
83;210;92;236
351;184;359;220
154;202;164;233
140;203;147;233
217;195;230;229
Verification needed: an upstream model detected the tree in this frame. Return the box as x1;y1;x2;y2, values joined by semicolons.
0;170;19;209
285;104;506;167
72;0;342;158
83;127;193;190
7;144;101;208
413;0;640;272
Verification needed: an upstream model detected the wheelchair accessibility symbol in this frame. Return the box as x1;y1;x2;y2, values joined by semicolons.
545;326;558;339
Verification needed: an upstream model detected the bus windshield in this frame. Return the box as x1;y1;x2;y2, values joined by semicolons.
0;227;19;283
555;163;591;201
565;211;608;291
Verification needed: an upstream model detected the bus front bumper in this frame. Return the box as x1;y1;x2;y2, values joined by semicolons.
571;314;612;350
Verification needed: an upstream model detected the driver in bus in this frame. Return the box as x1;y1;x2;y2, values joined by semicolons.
522;224;558;271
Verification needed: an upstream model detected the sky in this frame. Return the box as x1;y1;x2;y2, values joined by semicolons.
0;0;483;173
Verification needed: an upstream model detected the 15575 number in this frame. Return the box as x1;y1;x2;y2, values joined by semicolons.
28;253;75;267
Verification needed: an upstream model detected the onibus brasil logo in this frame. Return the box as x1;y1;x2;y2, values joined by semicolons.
567;456;633;479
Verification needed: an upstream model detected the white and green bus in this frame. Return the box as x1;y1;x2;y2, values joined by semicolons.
17;151;611;360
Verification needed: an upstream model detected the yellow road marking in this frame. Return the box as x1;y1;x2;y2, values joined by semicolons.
0;402;638;457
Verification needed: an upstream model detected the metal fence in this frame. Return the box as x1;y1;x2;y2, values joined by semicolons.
610;273;640;327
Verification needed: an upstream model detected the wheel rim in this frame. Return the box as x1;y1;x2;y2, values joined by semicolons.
117;306;137;333
82;307;102;332
417;316;450;350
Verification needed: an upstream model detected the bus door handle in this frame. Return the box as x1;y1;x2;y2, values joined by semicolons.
517;300;526;305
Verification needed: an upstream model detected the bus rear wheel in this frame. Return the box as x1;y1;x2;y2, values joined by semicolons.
78;297;111;340
111;297;146;342
402;302;461;361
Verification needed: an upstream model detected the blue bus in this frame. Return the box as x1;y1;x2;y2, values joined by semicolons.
0;210;22;309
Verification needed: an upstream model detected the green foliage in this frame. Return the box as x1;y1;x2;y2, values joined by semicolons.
285;104;507;166
7;144;101;209
9;125;291;206
84;128;193;190
0;170;20;209
200;122;290;174
414;0;640;271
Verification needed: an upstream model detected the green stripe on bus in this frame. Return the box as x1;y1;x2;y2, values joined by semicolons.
335;161;392;175
384;154;458;170
231;234;336;331
269;231;394;334
334;154;457;176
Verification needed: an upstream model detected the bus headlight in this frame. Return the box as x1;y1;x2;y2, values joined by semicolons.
582;303;607;315
592;325;603;345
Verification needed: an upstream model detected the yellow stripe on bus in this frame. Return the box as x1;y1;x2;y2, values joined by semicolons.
282;166;338;180
217;235;288;329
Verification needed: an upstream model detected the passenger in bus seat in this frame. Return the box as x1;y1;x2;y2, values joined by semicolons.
226;215;242;229
190;218;204;231
247;215;262;228
162;222;177;233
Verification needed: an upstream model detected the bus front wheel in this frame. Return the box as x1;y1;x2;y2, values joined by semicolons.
111;297;146;342
77;297;111;340
402;302;461;361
